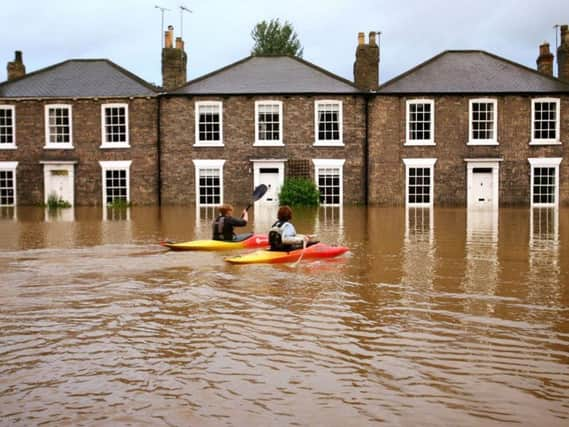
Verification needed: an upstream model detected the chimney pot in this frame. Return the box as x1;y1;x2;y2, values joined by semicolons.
162;26;187;90
369;31;377;46
358;32;365;46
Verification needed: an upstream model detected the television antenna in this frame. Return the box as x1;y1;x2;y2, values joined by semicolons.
155;5;171;48
180;5;192;39
553;24;561;49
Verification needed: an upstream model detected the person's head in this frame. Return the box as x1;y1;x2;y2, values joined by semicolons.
277;205;293;222
218;204;233;216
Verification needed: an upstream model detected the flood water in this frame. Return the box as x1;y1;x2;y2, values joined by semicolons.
1;205;568;426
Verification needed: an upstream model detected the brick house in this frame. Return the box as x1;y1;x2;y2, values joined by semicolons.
159;55;367;207
0;54;159;207
369;47;569;208
2;25;568;209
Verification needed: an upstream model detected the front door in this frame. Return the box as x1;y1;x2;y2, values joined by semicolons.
259;168;280;203
466;161;501;209
253;161;285;205
471;168;493;206
43;163;75;206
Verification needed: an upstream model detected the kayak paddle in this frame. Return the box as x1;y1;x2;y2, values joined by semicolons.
245;184;268;211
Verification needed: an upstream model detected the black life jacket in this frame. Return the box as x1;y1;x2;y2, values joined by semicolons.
212;215;232;241
268;220;300;251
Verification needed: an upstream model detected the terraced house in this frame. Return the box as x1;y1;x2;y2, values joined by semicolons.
0;54;159;207
1;25;568;208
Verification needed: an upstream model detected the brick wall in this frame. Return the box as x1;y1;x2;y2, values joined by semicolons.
159;95;367;205
368;95;569;206
0;97;159;205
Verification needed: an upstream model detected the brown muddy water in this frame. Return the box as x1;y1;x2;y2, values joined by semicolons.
0;205;568;426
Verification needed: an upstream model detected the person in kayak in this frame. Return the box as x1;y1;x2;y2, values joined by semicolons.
268;205;313;251
212;204;249;241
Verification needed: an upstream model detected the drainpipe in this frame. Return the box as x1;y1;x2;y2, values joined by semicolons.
364;94;370;205
157;96;162;206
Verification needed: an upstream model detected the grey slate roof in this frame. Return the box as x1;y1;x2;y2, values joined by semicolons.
172;55;361;95
378;50;569;94
0;59;157;98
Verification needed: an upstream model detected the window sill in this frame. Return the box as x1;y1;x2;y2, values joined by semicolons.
44;145;74;150
100;144;130;149
466;141;499;146
253;142;285;147
0;145;17;150
194;142;224;147
314;142;344;147
529;140;561;146
404;141;436;146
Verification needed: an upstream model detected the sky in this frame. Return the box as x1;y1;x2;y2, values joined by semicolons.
1;0;567;86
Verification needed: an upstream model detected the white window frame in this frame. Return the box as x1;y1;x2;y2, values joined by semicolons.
314;100;344;146
312;159;345;206
468;98;498;146
194;101;223;147
193;159;225;206
44;104;73;149
403;158;437;207
254;100;283;146
100;103;129;148
528;157;562;208
530;98;561;145
405;99;435;146
0;161;18;206
99;160;132;206
0;105;16;150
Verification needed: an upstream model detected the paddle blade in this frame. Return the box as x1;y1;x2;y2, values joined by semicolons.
252;184;268;202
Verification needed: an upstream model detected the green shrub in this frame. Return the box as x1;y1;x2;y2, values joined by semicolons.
46;192;71;209
278;178;320;206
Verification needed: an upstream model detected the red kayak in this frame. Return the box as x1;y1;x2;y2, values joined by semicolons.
224;243;349;264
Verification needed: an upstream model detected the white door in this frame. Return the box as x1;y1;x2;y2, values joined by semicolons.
43;163;75;206
471;168;493;206
259;168;280;203
253;161;285;205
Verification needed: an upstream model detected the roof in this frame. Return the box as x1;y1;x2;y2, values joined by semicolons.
378;50;569;94
171;55;361;95
0;59;158;98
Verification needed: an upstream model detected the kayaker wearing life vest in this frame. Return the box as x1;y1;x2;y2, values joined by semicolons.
212;204;248;241
268;205;312;251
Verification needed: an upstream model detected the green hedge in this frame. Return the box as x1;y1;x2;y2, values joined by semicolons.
278;178;320;206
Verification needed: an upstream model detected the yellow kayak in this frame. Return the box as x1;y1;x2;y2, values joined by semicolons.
160;233;269;251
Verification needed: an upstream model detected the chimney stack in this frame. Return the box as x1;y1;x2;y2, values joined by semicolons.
7;50;26;81
162;25;187;90
536;42;554;76
353;31;379;91
557;24;569;83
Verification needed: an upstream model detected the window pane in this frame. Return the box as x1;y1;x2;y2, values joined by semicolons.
408;167;432;205
317;167;341;205
317;103;341;142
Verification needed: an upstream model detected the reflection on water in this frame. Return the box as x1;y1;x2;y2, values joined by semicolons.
0;206;568;426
